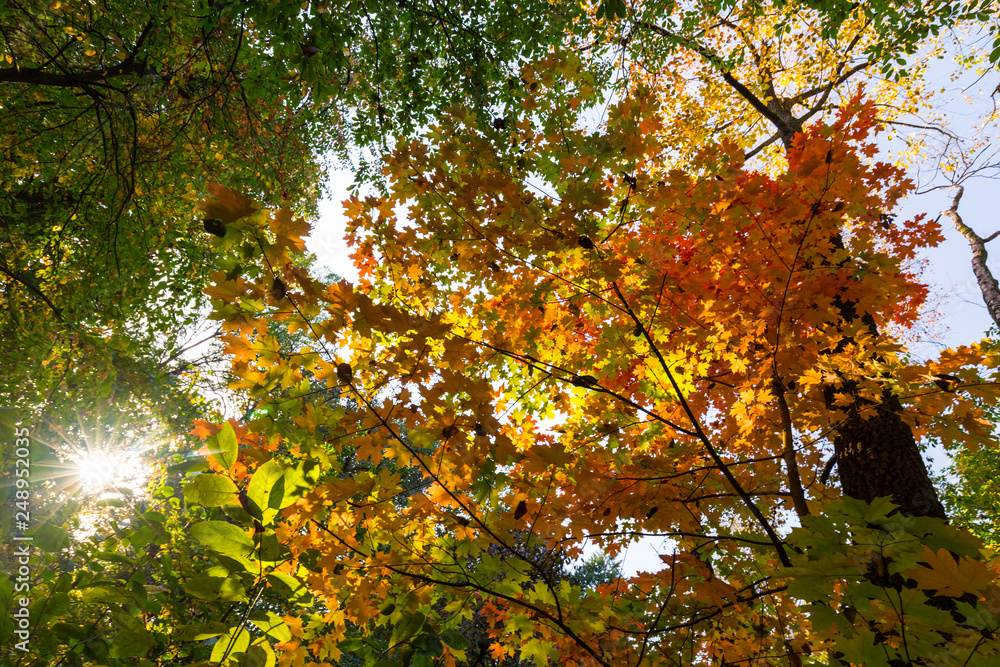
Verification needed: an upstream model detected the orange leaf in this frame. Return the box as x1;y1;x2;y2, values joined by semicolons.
198;182;256;223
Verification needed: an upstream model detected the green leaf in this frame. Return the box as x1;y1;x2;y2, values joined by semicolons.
0;575;11;610
215;553;259;576
440;629;469;651
211;626;251;663
392;611;426;644
418;634;444;656
0;408;16;453
281;459;321;505
128;524;158;549
411;653;433;667
140;510;167;526
266;572;311;604
190;520;254;556
45;592;71;616
802;603;851;635
182;575;247;602
255;531;289;562
79;586;134;604
175;622;230;641
833;631;891;667
223;503;257;526
250;612;292;643
246;458;285;522
520;638;553;666
184;474;239;507
30;523;70;552
210;422;239;470
52;622;90;640
239;644;273;667
167;459;210;475
111;627;156;658
110;611;156;658
339;637;365;653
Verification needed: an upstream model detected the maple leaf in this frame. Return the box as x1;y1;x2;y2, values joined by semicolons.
190;420;217;438
907;547;996;598
520;638;553;665
199;182;257;223
489;642;507;660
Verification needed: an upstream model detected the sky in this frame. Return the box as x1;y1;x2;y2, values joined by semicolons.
302;34;1000;577
895;46;1000;356
909;180;997;352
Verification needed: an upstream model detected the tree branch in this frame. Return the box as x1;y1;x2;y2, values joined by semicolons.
312;519;614;667
0;51;154;88
942;185;1000;328
610;280;792;567
0;265;64;322
773;375;809;517
636;21;799;144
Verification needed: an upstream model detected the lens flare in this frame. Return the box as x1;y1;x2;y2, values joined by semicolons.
73;448;145;493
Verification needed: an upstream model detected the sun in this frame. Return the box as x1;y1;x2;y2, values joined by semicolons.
74;451;116;490
73;448;147;494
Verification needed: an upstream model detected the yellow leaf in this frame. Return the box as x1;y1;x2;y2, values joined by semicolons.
519;638;552;665
907;548;996;598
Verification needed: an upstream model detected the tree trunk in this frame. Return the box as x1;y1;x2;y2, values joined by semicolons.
666;35;950;520
832;392;946;518
764;94;946;519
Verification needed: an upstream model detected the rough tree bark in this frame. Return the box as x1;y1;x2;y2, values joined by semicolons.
830;393;946;518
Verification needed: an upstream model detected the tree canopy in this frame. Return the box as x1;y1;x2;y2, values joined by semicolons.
3;0;1000;666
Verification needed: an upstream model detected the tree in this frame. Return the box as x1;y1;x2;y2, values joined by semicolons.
913;26;1000;331
607;1;957;521
0;1;590;661
939;371;1000;552
0;0;328;505
179;63;1000;664
6;1;1000;666
0;0;592;547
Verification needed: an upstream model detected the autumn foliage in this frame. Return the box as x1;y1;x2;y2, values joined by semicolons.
180;51;1000;667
